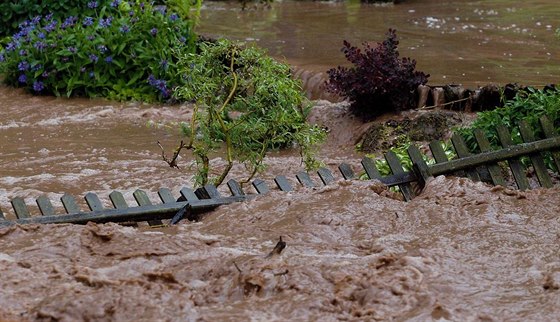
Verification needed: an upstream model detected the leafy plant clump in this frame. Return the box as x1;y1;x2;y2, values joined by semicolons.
173;39;326;187
0;0;111;38
457;88;560;149
326;29;429;120
0;0;199;102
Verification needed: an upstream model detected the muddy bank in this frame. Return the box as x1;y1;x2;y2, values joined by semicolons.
1;176;559;321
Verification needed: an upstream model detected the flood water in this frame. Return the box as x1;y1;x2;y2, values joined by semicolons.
1;0;560;320
199;0;560;97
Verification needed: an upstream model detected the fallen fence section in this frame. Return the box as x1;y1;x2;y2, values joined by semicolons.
0;116;558;227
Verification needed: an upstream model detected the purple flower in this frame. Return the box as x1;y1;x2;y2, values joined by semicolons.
104;56;113;63
19;49;27;56
169;14;179;21
0;53;4;62
99;17;113;28
31;16;42;25
42;71;49;78
98;45;108;53
154;6;166;15
119;25;130;33
18;61;29;71
68;46;77;54
80;67;86;72
150;28;158;36
6;42;18;52
34;41;47;51
89;54;98;63
18;74;27;84
87;1;98;9
32;64;42;71
61;16;77;29
44;21;58;33
147;74;157;86
37;32;45;39
110;0;121;7
33;81;45;92
45;13;54;21
160;60;168;69
83;17;94;27
179;36;186;44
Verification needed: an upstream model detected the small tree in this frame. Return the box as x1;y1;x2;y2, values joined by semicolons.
171;39;325;187
326;29;429;120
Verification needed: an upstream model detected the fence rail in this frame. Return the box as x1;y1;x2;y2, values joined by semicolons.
1;115;559;227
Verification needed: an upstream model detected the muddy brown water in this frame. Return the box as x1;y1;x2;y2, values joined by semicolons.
198;0;560;98
1;0;560;320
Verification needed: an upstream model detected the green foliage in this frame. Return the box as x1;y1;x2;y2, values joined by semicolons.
456;88;560;150
0;0;107;38
0;1;199;102
174;39;326;187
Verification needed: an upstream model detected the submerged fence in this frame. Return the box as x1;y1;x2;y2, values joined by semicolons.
1;115;559;227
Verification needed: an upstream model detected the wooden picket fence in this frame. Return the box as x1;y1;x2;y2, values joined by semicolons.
0;115;559;228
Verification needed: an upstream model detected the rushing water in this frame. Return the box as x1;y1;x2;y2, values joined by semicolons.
199;0;560;97
1;1;560;320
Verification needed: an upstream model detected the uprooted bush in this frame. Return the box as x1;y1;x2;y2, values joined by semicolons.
325;29;429;120
172;39;326;187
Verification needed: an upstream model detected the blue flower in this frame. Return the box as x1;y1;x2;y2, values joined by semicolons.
44;20;58;33
33;81;45;92
0;53;4;62
150;28;158;36
89;71;95;78
18;61;29;71
42;71;49;78
37;32;46;39
160;60;168;69
80;67;86;73
83;17;94;27
34;41;47;51
87;1;98;9
44;13;54;21
19;49;27;56
169;14;179;21
97;45;108;53
89;54;98;63
104;56;113;63
32;64;42;71
18;74;27;84
31;16;42;25
61;16;77;29
68;47;77;54
110;0;121;7
119;25;130;33
154;6;166;15
179;36;186;44
99;17;113;28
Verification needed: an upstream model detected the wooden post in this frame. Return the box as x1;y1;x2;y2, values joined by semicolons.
384;151;414;201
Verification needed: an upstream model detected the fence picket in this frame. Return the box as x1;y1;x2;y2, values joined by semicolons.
274;175;293;192
519;121;553;188
384;151;414;201
296;171;315;188
227;179;245;196
361;157;382;180
317;167;335;185
158;188;176;204
451;133;481;181
496;125;530;190
539;116;560;173
134;189;162;226
473;129;506;186
61;194;80;214
11;197;30;219
252;179;269;194
36;196;56;216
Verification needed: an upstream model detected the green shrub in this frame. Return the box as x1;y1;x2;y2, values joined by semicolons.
457;88;560;148
0;1;199;102
173;39;326;186
0;0;112;38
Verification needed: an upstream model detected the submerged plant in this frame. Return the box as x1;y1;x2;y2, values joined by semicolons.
172;39;326;187
326;29;429;120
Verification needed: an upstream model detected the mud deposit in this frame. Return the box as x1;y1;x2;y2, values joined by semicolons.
1;176;559;321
